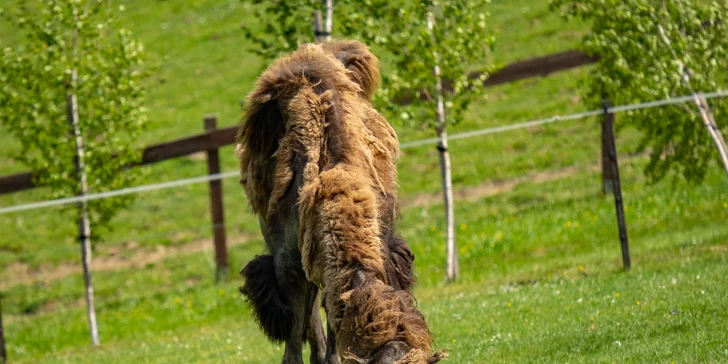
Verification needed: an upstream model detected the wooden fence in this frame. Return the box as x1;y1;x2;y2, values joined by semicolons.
0;48;624;277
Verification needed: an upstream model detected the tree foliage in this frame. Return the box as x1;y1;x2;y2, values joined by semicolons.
550;0;728;183
340;0;494;128
241;0;495;127
0;0;148;233
240;0;328;60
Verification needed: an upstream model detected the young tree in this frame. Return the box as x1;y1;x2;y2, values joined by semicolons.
340;0;494;281
0;0;148;344
550;0;728;182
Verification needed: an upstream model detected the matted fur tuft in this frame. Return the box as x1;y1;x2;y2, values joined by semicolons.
396;348;449;364
320;40;381;101
338;280;432;356
239;255;294;343
384;234;415;291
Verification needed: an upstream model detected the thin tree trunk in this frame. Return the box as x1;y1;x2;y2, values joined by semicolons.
68;23;100;346
324;0;333;40
314;1;333;42
693;93;728;176
427;8;458;282
314;11;325;42
68;80;100;347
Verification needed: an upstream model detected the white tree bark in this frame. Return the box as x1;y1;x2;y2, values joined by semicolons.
427;9;459;281
68;23;100;346
657;24;728;177
694;93;728;176
314;1;333;43
314;11;325;42
325;0;333;41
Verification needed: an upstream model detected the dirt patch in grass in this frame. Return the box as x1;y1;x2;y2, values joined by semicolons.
401;165;582;208
0;233;255;290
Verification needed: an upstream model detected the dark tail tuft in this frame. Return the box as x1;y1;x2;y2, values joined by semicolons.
386;234;415;291
239;255;293;343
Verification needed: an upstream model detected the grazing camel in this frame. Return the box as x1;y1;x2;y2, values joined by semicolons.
237;40;445;364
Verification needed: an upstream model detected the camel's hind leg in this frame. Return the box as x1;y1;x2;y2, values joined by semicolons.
270;249;309;364
249;214;312;364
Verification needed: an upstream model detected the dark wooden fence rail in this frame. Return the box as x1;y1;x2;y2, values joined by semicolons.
481;50;598;86
0;122;238;195
395;50;598;105
0;49;598;195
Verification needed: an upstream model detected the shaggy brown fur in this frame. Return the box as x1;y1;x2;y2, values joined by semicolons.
237;40;442;363
319;40;415;292
320;40;381;101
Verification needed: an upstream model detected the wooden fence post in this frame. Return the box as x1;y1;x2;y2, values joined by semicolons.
204;115;229;282
601;117;615;194
603;101;631;270
0;294;6;364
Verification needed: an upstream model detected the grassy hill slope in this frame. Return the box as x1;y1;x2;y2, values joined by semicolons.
1;0;727;362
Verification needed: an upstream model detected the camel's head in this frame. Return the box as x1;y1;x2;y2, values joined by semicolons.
369;341;411;363
359;341;447;364
342;272;448;364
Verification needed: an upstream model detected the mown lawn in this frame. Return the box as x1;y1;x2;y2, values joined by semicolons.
1;0;727;363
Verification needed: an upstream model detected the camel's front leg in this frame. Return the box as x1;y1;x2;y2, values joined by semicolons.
307;289;327;364
323;321;341;364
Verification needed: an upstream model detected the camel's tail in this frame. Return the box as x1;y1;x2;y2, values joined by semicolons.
239;255;293;343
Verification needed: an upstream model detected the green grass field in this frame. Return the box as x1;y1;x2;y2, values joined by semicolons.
1;0;727;363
